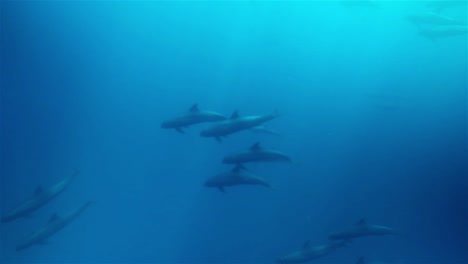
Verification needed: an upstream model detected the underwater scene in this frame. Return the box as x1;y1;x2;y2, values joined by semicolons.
1;1;467;263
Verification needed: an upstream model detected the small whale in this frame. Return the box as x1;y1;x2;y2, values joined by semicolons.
200;110;279;142
418;25;468;41
223;142;291;165
277;240;348;263
250;125;281;136
426;1;467;13
329;219;398;240
204;165;270;193
1;170;78;223
406;12;464;27
161;104;226;133
16;201;93;251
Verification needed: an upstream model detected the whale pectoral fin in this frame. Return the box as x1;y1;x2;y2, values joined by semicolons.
418;30;438;43
356;218;366;226
230;111;239;119
250;142;261;151
49;213;60;223
232;166;241;173
38;240;50;246
22;214;33;219
218;186;226;193
34;186;43;196
175;128;185;134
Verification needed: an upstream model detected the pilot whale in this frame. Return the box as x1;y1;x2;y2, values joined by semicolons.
406;12;464;27
200;110;279;142
161;104;226;133
16;201;93;251
329;219;398;240
418;25;468;41
204;165;270;193
223;142;291;165
277;240;347;263
250;125;281;136
1;170;78;223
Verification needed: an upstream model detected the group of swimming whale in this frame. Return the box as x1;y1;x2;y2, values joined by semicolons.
161;104;280;142
1;103;399;262
278;219;398;263
1;170;92;251
162;104;398;263
205;141;292;192
162;104;289;192
406;9;467;41
341;0;467;41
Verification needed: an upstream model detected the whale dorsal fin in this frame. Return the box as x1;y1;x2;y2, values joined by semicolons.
250;142;262;151
49;213;60;223
189;104;199;113
34;186;43;195
356;256;366;264
230;111;239;119
302;240;311;250
232;164;246;173
356;218;367;226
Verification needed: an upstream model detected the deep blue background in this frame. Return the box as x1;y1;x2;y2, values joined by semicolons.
1;1;467;263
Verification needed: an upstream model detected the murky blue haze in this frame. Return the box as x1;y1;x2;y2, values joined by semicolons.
1;1;467;263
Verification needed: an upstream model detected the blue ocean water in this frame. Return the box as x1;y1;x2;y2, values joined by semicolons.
1;1;467;263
